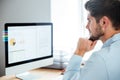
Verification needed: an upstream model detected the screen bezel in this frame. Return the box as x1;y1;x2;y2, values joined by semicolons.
4;23;53;67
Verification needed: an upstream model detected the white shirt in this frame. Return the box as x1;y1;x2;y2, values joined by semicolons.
63;33;120;80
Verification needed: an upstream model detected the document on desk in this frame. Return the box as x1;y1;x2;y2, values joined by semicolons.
55;75;63;80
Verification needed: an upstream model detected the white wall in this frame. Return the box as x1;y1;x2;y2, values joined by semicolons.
0;0;51;76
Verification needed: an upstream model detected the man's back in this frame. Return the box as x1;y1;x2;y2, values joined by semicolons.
100;33;120;80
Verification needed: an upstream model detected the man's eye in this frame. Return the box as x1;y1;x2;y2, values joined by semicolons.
87;18;91;23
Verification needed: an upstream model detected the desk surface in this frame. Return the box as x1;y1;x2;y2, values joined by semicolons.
0;68;63;80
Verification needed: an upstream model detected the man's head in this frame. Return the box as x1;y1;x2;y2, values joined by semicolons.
85;0;120;41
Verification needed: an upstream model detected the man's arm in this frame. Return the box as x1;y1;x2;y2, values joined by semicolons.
63;38;98;80
63;55;82;80
63;52;108;80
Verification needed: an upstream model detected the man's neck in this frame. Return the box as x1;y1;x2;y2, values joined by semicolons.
100;30;120;43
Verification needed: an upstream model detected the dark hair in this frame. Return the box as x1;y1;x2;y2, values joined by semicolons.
85;0;120;30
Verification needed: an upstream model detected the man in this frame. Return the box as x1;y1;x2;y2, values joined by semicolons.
63;0;120;80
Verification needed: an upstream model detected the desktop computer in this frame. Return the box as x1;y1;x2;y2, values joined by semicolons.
1;23;53;80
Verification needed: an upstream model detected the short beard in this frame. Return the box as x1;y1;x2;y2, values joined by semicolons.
89;24;104;41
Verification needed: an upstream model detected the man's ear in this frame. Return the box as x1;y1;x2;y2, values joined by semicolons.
99;16;109;29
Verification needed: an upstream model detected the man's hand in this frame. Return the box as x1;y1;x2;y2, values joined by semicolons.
74;38;97;57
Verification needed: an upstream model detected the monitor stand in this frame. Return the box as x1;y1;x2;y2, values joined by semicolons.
16;72;41;80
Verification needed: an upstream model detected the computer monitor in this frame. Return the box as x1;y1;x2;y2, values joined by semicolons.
4;23;53;79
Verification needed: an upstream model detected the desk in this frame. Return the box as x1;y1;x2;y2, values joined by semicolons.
0;68;63;80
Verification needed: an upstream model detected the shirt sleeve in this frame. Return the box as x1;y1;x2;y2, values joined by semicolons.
63;55;82;80
63;53;109;80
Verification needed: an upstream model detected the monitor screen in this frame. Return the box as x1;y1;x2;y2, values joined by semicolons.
4;23;53;77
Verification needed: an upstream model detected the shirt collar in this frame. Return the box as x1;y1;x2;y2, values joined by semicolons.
102;33;120;48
